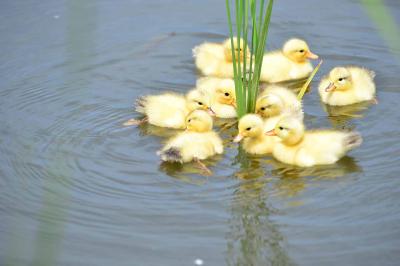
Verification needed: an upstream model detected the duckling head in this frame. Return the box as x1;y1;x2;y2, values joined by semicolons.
223;37;250;62
185;110;213;132
186;89;214;115
266;116;305;145
282;38;318;63
233;114;264;142
324;67;352;92
255;93;284;118
216;81;236;107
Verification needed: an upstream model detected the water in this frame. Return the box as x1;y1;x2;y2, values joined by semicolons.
1;0;400;265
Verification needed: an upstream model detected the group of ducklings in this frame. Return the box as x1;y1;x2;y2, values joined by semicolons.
130;37;376;174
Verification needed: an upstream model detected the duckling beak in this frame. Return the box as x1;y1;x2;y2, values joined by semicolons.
230;100;237;108
306;51;319;60
265;129;277;136
207;108;216;116
325;82;336;92
233;133;244;143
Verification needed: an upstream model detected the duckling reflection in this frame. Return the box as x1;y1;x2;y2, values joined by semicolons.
158;156;222;184
226;171;293;266
322;101;373;129
269;156;362;197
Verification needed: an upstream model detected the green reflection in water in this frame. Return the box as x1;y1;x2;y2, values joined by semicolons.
359;0;400;59
30;1;97;265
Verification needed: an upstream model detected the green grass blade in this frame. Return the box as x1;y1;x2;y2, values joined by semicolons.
297;59;323;100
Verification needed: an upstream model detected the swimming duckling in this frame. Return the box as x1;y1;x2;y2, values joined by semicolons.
233;114;277;155
127;89;213;129
193;37;251;78
318;66;376;106
260;38;318;83
158;110;223;175
266;116;362;167
196;77;237;118
256;85;303;120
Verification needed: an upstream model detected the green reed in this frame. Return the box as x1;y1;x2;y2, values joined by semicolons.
297;59;323;100
226;0;274;118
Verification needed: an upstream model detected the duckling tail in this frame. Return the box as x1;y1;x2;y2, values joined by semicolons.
135;97;147;114
158;147;182;163
344;132;363;151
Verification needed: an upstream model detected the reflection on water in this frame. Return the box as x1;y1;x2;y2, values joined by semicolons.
321;100;373;128
226;176;294;266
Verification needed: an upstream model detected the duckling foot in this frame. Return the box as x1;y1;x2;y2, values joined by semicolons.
372;98;378;105
194;158;212;176
123;117;148;126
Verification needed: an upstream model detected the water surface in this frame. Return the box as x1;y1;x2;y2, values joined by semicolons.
1;0;400;265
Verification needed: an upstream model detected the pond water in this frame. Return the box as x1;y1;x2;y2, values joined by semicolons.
1;0;400;265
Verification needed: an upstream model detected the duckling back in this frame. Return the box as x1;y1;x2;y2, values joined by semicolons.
193;42;228;77
274;130;362;167
138;93;187;129
260;51;313;83
159;131;223;163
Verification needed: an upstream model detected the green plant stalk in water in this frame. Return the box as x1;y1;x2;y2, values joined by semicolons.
226;0;274;118
297;59;323;100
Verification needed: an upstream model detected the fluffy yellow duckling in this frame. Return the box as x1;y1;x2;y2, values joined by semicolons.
233;114;277;155
266;116;362;167
158;110;223;174
196;77;237;118
318;66;376;106
193;37;250;78
134;89;213;129
256;85;303;121
260;38;319;83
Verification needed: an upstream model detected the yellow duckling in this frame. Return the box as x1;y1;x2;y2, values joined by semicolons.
233;114;277;155
266;116;362;167
196;77;237;118
158;110;223;174
260;38;319;83
193;37;250;78
256;85;303;120
318;66;376;106
133;89;213;129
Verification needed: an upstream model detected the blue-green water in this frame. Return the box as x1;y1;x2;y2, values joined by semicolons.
1;0;400;265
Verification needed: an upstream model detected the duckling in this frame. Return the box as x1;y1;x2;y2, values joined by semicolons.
128;89;213;129
256;85;303;121
158;110;223;175
196;77;237;118
233;114;277;155
260;38;319;83
266;116;362;167
318;66;376;106
193;37;251;78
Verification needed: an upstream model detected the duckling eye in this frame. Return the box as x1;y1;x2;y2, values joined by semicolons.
299;49;305;53
198;102;203;105
246;127;251;131
338;78;345;82
279;126;284;130
188;119;191;123
260;107;266;111
224;92;230;96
